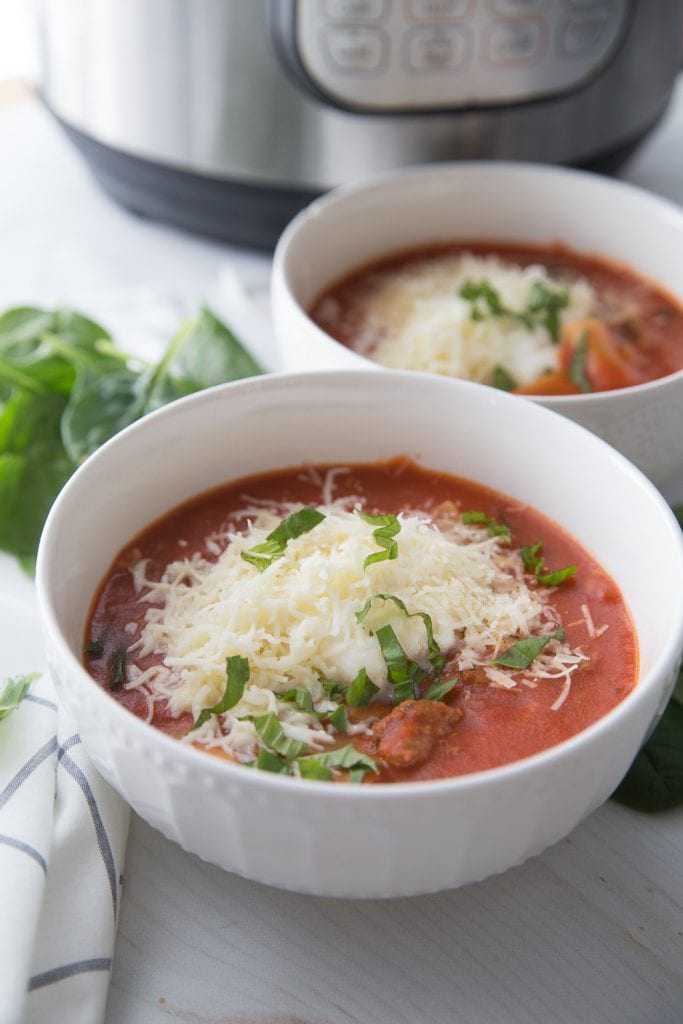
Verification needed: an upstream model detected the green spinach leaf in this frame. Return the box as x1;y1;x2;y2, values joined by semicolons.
612;694;683;812
0;302;262;568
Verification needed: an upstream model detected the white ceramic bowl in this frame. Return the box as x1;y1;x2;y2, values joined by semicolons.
271;162;683;489
36;370;683;898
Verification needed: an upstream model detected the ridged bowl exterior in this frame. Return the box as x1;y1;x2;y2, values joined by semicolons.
37;371;683;897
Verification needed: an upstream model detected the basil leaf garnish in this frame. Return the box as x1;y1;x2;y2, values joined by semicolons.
298;744;379;776
297;758;333;781
525;282;569;343
570;330;592;393
493;626;565;669
320;678;348;702
375;623;425;703
241;507;325;571
536;565;577;587
355;509;401;568
460;278;569;343
345;667;380;708
109;647;127;691
422;677;459;701
328;705;349;732
520;540;576;587
252;711;307;759
0;672;38;721
85;637;106;658
462;510;511;543
520;540;544;574
491;365;518;392
356;593;445;677
192;654;250;730
254;748;294;775
279;687;315;713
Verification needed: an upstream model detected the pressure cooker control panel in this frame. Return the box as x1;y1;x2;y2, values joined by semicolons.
272;0;630;112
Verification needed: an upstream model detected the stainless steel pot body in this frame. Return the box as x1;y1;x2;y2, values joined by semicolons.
36;0;683;246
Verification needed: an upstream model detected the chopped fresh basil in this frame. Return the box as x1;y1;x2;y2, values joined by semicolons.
520;540;544;574
612;696;683;812
298;744;379;777
525;281;569;343
109;647;127;691
0;672;38;722
252;711;307;759
462;510;511;543
85;637;105;658
279;687;315;713
520;540;577;587
297;758;333;781
328;705;349;732
320;678;348;702
375;623;425;703
459;279;569;343
570;330;592;393
355;509;401;568
459;280;517;323
345;667;380;708
422;677;459;701
356;593;445;677
192;655;249;730
241;506;325;571
254;748;293;775
536;565;578;587
493;626;565;670
491;365;518;392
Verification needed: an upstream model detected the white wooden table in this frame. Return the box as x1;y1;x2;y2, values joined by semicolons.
1;88;681;1024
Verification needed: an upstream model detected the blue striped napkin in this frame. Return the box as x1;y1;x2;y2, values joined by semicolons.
0;597;129;1024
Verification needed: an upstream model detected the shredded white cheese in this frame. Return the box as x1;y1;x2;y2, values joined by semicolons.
320;253;595;384
123;490;586;760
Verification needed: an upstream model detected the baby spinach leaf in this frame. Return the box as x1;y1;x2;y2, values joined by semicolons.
611;504;683;813
145;306;263;411
0;672;39;722
0;302;262;568
0;391;75;558
60;368;147;462
612;696;683;812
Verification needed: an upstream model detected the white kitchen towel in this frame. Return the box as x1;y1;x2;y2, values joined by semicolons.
0;596;129;1024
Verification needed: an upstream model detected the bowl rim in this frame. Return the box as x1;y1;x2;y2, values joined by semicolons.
272;159;683;402
36;369;683;800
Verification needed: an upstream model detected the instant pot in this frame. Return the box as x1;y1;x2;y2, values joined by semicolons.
37;0;683;249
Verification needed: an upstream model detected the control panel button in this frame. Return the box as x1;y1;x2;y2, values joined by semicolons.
321;26;388;72
404;26;471;72
484;17;546;64
324;0;387;20
408;0;472;19
493;0;546;13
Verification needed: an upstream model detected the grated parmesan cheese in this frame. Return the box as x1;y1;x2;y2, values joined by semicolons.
333;253;595;384
124;495;586;760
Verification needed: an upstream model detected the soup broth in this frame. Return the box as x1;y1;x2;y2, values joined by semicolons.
85;458;638;783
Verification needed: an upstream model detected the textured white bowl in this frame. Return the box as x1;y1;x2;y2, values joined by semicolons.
36;370;683;898
272;162;683;489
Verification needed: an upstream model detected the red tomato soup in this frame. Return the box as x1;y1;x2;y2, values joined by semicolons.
84;459;637;784
309;242;683;396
